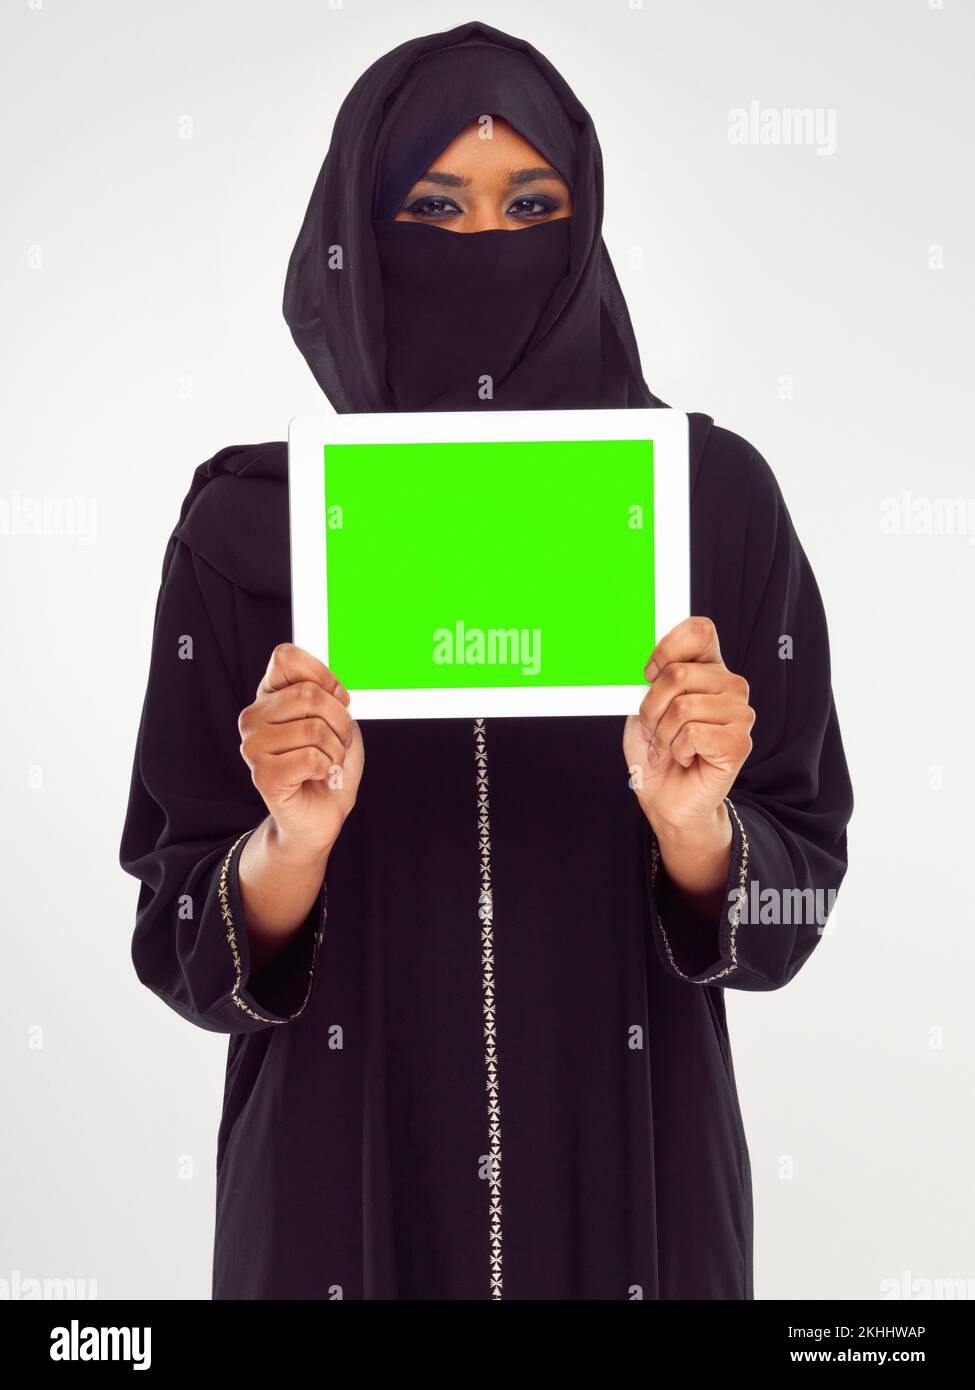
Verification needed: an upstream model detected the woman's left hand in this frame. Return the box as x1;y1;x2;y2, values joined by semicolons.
622;616;755;843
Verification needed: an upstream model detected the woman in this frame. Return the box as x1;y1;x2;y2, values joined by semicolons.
120;20;853;1300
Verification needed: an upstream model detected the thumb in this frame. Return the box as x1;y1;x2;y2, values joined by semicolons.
622;713;667;796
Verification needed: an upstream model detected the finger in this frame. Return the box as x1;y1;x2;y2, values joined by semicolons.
242;717;347;769
638;664;746;739
250;746;338;796
670;720;753;771
650;694;749;758
259;682;354;745
258;642;349;704
644;616;722;682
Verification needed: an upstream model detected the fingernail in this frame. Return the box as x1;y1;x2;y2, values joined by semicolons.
644;658;659;681
335;683;348;701
647;738;660;764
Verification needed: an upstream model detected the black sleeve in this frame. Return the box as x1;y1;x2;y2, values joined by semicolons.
647;437;854;991
119;530;325;1033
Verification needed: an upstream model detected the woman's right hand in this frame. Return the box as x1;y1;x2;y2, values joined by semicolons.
238;642;364;857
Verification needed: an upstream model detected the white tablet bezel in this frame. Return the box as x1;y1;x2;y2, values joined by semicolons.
288;408;689;718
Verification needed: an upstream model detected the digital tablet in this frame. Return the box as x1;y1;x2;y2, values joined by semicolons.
288;408;689;718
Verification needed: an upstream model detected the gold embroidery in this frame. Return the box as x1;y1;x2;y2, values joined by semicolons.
474;718;503;1301
218;829;324;1024
649;796;749;985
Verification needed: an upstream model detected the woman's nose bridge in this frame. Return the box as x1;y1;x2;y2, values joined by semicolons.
456;192;526;233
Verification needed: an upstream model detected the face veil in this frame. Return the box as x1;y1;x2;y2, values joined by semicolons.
282;18;664;412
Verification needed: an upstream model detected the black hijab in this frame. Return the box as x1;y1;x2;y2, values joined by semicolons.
282;19;664;412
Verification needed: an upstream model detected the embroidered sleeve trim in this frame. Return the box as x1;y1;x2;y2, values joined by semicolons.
648;796;749;986
218;828;325;1025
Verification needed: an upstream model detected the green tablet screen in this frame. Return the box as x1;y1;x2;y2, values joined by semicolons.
323;437;654;690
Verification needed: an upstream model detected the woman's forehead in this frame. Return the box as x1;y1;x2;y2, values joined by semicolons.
423;118;553;173
374;42;576;216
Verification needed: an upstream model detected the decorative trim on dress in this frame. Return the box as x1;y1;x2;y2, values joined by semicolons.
649;796;750;986
219;828;324;1024
473;718;504;1300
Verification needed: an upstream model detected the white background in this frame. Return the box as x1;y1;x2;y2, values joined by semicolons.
1;0;972;1300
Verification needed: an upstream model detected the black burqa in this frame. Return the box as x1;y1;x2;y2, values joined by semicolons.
120;20;853;1300
282;23;659;411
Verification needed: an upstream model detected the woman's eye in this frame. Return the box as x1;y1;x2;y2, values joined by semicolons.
403;197;463;219
506;196;559;219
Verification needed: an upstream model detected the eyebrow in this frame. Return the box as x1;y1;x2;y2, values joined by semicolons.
412;165;568;190
505;166;568;188
415;170;469;189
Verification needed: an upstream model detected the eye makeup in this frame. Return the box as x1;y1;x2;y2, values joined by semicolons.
399;191;567;222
